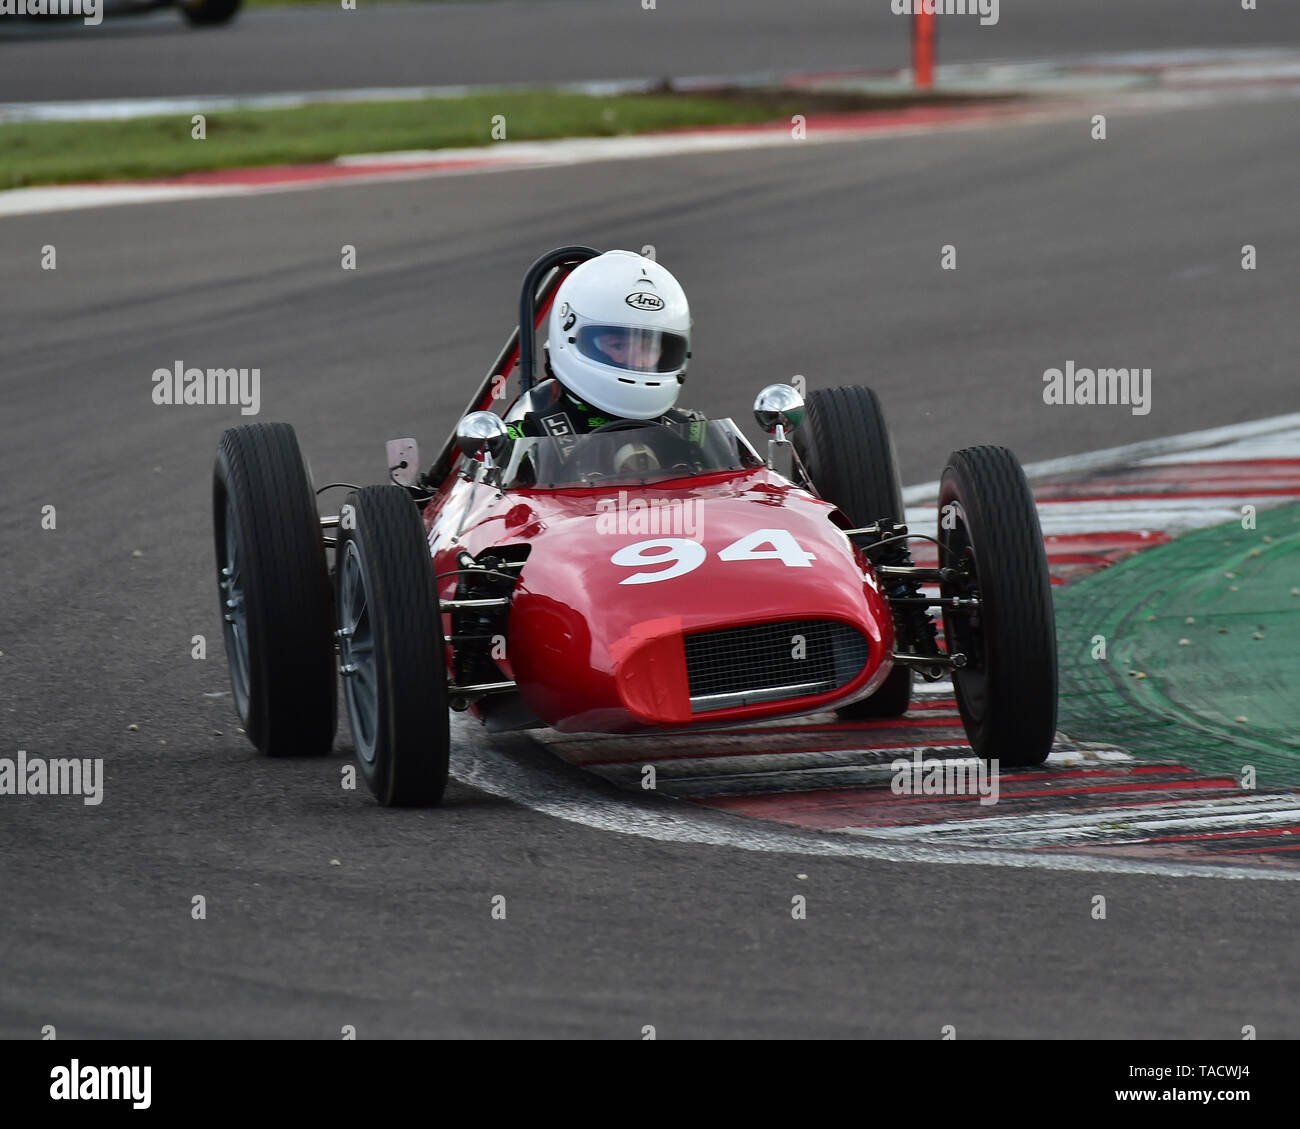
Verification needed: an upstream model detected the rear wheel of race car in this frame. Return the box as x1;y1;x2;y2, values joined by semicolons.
794;385;912;718
336;485;449;807
212;423;337;757
937;446;1057;766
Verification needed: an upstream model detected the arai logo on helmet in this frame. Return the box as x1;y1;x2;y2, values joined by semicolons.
625;291;664;312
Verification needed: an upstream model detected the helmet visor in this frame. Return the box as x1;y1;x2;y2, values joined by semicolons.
574;325;688;374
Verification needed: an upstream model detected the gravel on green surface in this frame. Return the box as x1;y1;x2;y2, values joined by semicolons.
1055;502;1300;786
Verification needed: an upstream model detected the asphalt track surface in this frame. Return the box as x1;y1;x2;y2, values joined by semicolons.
3;0;1300;102
2;79;1299;1036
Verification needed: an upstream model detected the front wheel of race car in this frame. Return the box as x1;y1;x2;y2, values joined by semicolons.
212;422;337;757
794;385;913;718
336;485;450;807
937;446;1057;766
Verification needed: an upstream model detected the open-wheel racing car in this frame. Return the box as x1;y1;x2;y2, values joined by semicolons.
212;246;1058;806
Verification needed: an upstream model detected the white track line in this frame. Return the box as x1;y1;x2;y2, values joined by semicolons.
907;500;1271;538
902;412;1300;504
0;78;673;124
7;47;1298;123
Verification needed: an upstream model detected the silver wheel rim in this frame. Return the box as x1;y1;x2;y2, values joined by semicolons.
941;500;988;722
220;496;251;720
338;539;379;764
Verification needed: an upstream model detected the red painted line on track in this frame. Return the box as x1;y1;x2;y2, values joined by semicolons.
1047;552;1150;566
676;103;1032;135
1044;531;1173;548
1035;461;1300;490
1002;790;1290;819
994;765;1197;783
1034;488;1300;503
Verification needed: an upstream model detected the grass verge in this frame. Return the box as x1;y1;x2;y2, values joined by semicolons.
0;88;1004;189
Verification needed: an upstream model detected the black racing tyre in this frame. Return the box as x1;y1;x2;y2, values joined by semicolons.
794;385;912;718
336;485;450;807
180;0;241;25
937;446;1057;766
213;423;337;757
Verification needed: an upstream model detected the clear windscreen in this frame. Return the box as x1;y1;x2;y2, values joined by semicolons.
503;418;764;489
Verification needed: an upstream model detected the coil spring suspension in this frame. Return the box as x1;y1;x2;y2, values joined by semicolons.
451;549;526;686
866;521;941;660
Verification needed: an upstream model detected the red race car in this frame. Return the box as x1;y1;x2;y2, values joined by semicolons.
212;246;1057;806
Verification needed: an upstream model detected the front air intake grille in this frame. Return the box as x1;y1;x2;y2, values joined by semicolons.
683;619;869;713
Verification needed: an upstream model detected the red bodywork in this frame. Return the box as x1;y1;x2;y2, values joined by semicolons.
419;253;894;734
423;467;896;734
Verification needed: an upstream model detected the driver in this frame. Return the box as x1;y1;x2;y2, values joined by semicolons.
505;249;706;472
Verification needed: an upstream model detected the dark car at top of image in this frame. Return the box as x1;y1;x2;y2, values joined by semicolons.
30;0;241;26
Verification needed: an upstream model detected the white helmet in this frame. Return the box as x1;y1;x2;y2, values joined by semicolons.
613;441;661;476
546;249;691;420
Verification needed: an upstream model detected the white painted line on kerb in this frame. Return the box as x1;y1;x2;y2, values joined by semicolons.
0;79;668;124
0;184;242;216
